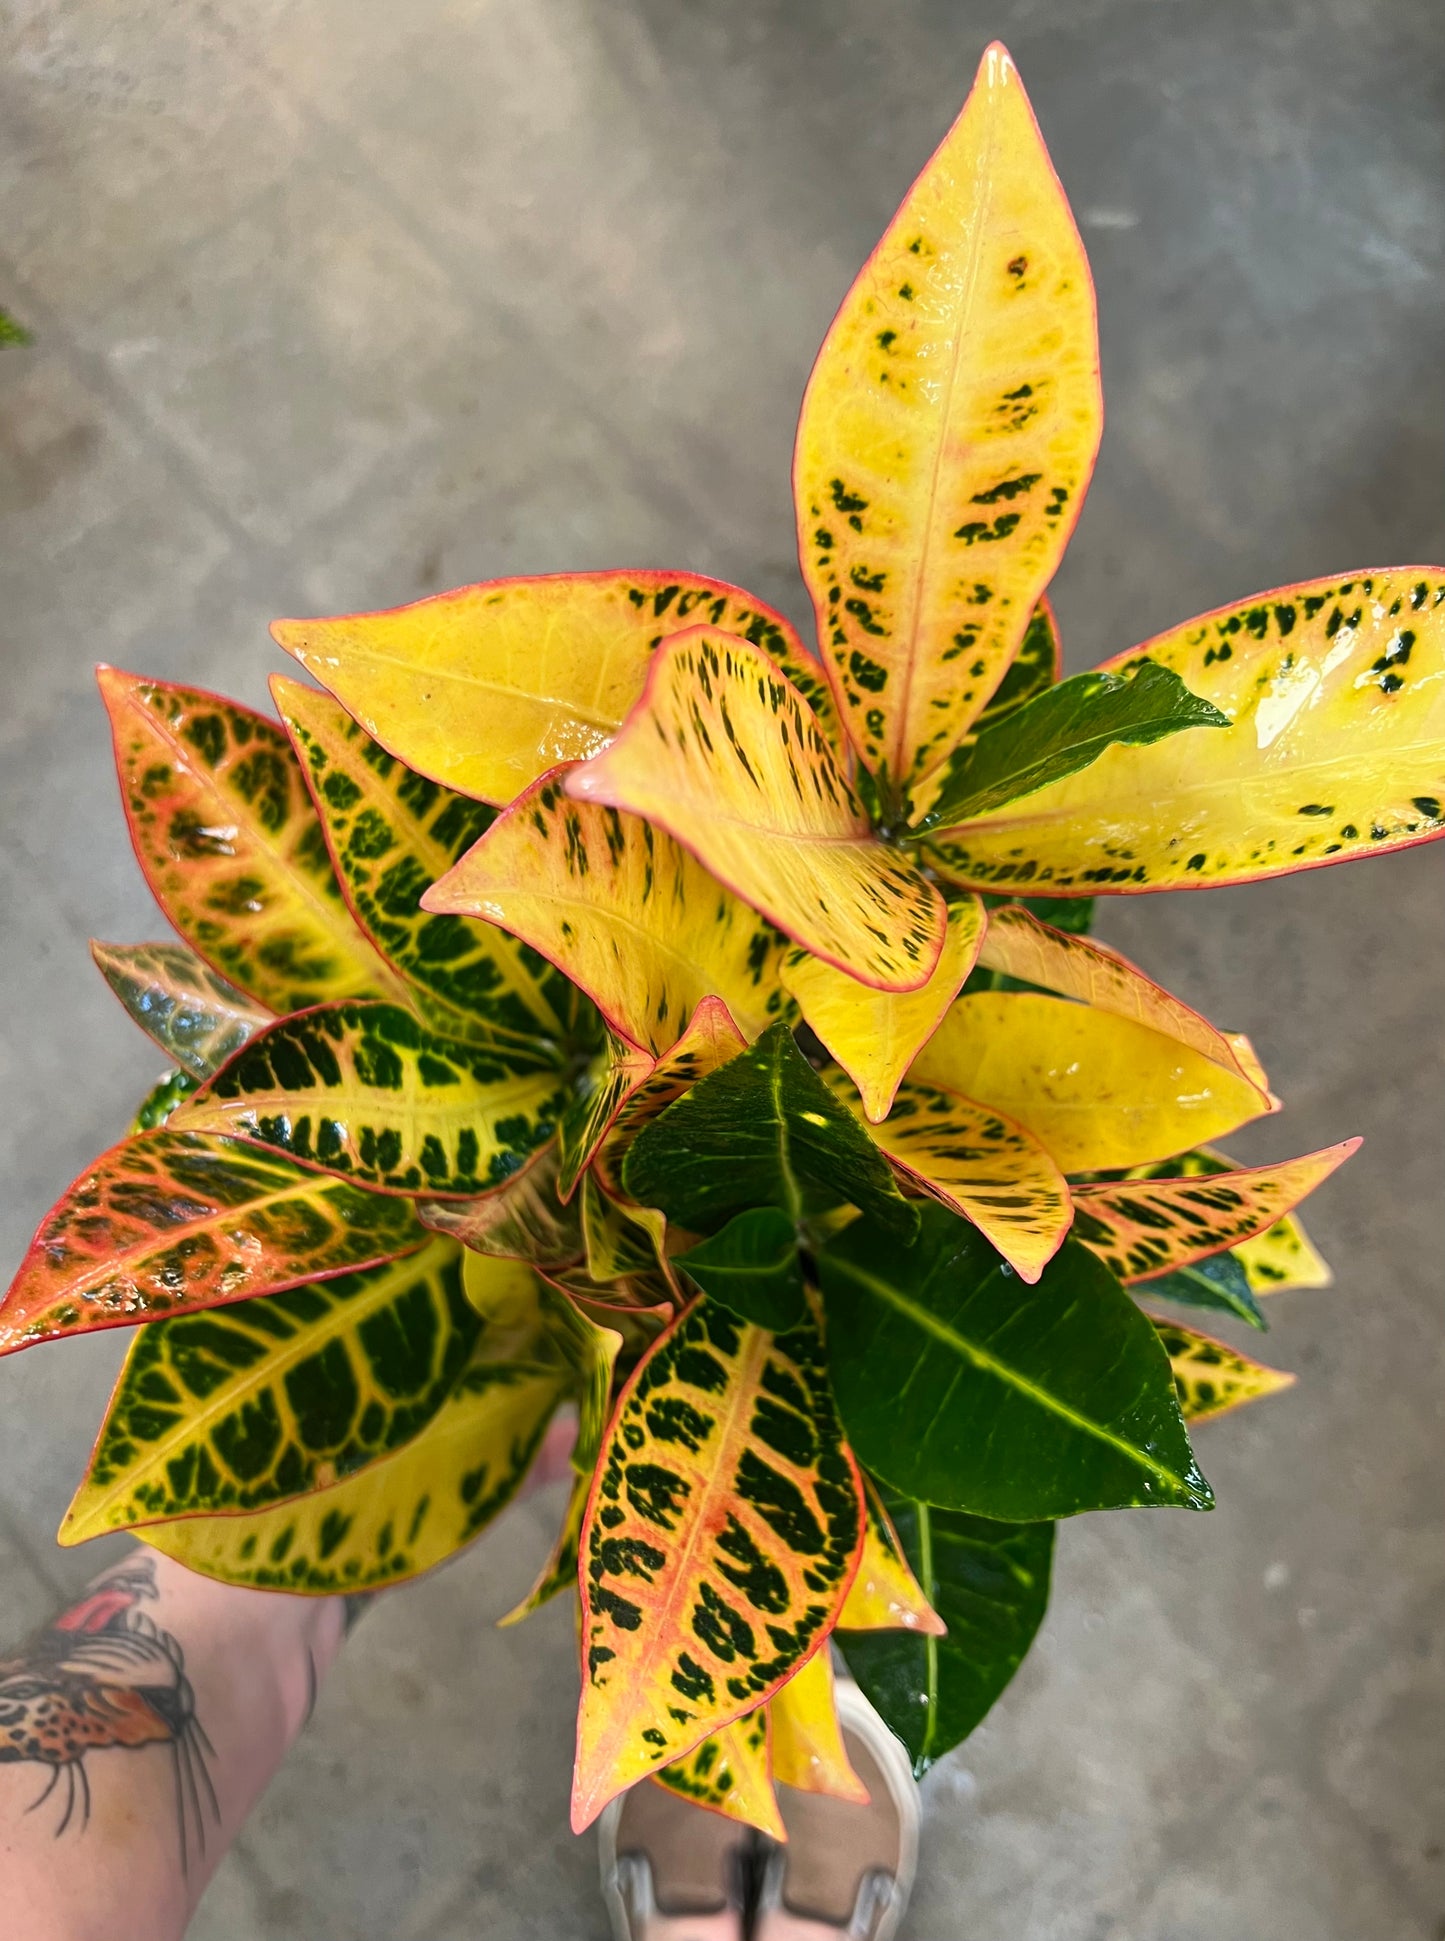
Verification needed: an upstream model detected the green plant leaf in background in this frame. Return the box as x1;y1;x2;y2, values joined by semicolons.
966;600;1061;734
1151;1316;1295;1423
623;1021;916;1239
839;1488;1054;1776
911;661;1229;836
173;1001;568;1196
675;1207;806;1330
818;1205;1211;1519
60;1236;479;1540
1134;1249;1266;1331
0;307;32;345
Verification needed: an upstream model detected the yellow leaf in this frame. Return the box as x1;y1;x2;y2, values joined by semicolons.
272;570;841;807
793;42;1102;786
1234;1212;1333;1295
924;568;1445;894
838;1482;946;1636
859;1078;1071;1282
568;629;946;992
977;903;1269;1103
910;992;1270;1172
653;1710;784;1839
423;772;786;1055
1148;1316;1296;1424
768;1649;870;1804
781;897;985;1122
1071;1140;1358;1282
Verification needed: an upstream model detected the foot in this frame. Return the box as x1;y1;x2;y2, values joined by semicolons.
598;1772;747;1941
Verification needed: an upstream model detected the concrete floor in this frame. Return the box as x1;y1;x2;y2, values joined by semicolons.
2;1;1443;1934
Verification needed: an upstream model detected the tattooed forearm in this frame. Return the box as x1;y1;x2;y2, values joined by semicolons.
0;1553;218;1870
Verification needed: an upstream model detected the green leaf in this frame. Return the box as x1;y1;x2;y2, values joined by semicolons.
92;940;272;1081
1132;1249;1267;1331
839;1489;1054;1776
675;1207;806;1330
131;1068;200;1131
60;1236;481;1540
909;661;1229;836
968;600;1061;734
622;1021;916;1240
0;307;32;346
818;1205;1211;1519
989;894;1097;936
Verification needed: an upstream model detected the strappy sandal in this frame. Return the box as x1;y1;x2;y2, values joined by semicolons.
599;1772;750;1941
753;1678;920;1941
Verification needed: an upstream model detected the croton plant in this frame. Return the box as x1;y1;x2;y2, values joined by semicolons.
7;43;1443;1837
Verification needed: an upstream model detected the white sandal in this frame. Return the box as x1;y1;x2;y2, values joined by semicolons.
599;1773;750;1941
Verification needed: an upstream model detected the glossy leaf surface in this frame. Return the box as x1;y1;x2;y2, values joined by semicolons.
912;662;1227;834
840;1491;1054;1775
131;1069;199;1131
1151;1317;1295;1423
173;1002;567;1196
417;1143;583;1268
921;569;1445;893
61;1237;480;1539
819;1208;1210;1518
91;940;272;1081
273;676;569;1042
623;1022;915;1239
580;1176;674;1291
424;774;784;1055
273;570;839;805
0;1132;426;1356
675;1208;806;1331
1136;1250;1265;1330
99;668;403;1014
793;43;1102;784
1069;1140;1355;1283
837;1481;946;1636
568;629;945;992
863;1078;1071;1282
654;1711;783;1838
139;1339;565;1592
780;897;985;1122
971;903;1267;1099
767;1647;869;1803
909;992;1270;1172
1113;1146;1334;1294
593;997;749;1199
573;1301;864;1830
555;1040;657;1199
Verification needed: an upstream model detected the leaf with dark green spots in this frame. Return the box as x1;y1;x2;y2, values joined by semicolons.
172;1000;568;1197
92;940;273;1081
0;1130;427;1357
839;1489;1054;1776
1151;1316;1295;1423
910;661;1228;836
818;1205;1211;1520
676;1208;806;1331
622;1022;916;1240
273;676;577;1046
968;599;1060;733
60;1236;483;1540
553;1038;655;1199
417;1142;583;1268
1131;1250;1266;1330
139;1333;568;1593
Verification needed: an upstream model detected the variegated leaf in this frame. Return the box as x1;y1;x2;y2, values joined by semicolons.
273;570;841;806
922;569;1445;894
60;1237;481;1540
837;1481;946;1636
418;1142;583;1268
793;43;1102;786
424;773;786;1055
1149;1316;1296;1423
131;1068;199;1131
139;1339;567;1592
593;996;749;1200
1070;1141;1358;1282
572;1299;865;1831
581;1175;674;1290
780;897;985;1123
968;598;1060;733
554;1039;658;1200
98;668;405;1014
272;675;575;1046
857;1078;1071;1283
653;1710;784;1838
1119;1147;1335;1294
973;904;1268;1102
172;1001;568;1197
0;1131;426;1357
767;1646;869;1804
568;629;945;991
90;940;272;1081
909;992;1271;1172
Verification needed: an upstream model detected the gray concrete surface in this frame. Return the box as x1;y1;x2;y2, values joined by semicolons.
2;2;1443;1935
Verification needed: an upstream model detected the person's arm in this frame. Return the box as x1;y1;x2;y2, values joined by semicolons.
0;1547;347;1941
